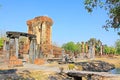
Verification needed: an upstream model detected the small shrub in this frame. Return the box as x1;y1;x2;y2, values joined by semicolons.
68;64;75;70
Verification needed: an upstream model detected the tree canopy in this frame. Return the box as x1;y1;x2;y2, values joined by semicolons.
62;42;80;53
103;45;116;54
84;0;120;35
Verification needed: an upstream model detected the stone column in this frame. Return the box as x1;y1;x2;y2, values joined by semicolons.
42;22;46;44
50;26;52;45
5;41;10;60
40;45;44;58
9;39;14;57
92;44;95;59
36;44;40;58
15;38;19;58
36;25;40;45
100;45;103;56
29;39;34;63
81;42;84;58
85;42;88;58
3;40;6;51
33;38;36;60
29;38;36;63
88;42;92;59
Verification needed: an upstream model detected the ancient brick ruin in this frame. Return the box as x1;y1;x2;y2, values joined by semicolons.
3;16;62;66
5;31;36;66
27;16;53;57
27;16;62;58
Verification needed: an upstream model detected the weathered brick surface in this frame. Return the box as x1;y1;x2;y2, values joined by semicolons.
34;58;45;65
8;56;23;67
27;16;52;55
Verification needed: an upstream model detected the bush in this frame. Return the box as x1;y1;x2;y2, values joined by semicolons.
68;64;75;70
0;38;3;49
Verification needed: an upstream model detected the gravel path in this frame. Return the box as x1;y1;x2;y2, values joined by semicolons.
19;63;60;72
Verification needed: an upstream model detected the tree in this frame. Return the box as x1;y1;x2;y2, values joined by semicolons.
62;42;77;53
103;45;116;55
84;0;120;35
109;46;116;54
88;38;97;45
103;45;110;55
115;39;120;54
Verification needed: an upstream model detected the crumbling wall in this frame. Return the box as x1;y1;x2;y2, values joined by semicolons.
27;16;53;57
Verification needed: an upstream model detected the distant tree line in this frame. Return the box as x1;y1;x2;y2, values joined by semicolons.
62;38;120;56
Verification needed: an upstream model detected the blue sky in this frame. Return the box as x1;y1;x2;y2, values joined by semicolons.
0;0;119;46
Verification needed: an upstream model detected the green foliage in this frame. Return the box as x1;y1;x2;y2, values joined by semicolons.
88;38;98;45
103;45;116;54
62;42;80;53
115;39;120;54
103;45;110;54
68;64;75;70
95;45;100;53
84;0;120;35
103;45;107;53
109;46;116;54
84;0;103;13
0;38;4;48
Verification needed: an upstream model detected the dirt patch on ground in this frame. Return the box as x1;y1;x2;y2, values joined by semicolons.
28;70;55;80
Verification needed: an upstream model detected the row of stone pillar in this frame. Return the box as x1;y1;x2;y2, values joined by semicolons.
3;37;38;64
3;38;19;59
81;42;103;59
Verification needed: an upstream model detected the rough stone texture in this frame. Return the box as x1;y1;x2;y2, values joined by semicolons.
27;16;53;55
48;73;74;80
75;60;115;72
52;45;62;58
0;69;35;80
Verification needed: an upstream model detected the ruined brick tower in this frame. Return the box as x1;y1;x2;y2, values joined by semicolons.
27;16;53;57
